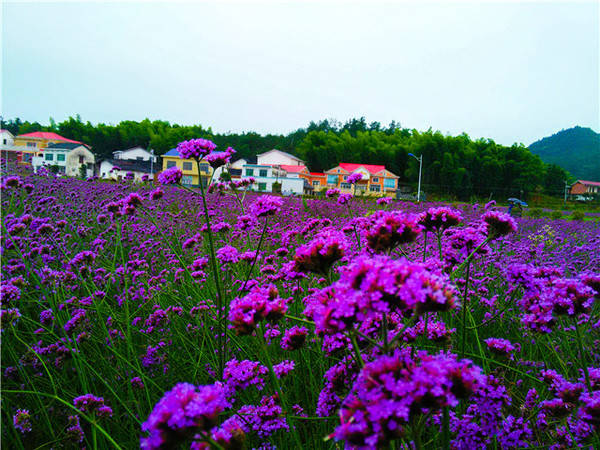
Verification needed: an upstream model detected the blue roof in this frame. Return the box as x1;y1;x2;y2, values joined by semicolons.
164;148;179;156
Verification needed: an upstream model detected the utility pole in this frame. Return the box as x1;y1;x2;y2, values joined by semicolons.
408;153;423;202
564;180;568;207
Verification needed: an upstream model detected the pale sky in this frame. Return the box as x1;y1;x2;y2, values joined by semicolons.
1;1;598;145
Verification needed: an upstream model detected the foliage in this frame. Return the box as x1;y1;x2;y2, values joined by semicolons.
529;126;600;181
571;210;585;221
1;116;576;200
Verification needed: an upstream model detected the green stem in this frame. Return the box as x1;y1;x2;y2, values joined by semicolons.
423;231;428;262
574;320;592;390
196;159;225;379
350;332;365;368
460;261;471;359
241;217;269;292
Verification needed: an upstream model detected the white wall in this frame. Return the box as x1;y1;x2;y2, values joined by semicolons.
257;150;302;166
1;131;14;146
281;178;305;195
114;147;156;162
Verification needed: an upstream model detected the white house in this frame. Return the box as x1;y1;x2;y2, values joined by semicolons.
32;143;95;177
100;146;158;181
1;129;14;146
256;149;304;167
113;146;157;162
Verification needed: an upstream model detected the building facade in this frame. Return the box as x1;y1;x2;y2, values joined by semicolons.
256;149;304;167
570;180;600;200
161;149;212;186
324;163;399;195
13;132;86;164
32;143;95;177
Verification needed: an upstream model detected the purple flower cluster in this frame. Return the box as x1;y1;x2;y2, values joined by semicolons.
228;284;288;335
418;206;462;231
141;382;230;449
176;138;217;160
333;349;484;448
366;210;422;252
158;166;183;185
293;229;348;275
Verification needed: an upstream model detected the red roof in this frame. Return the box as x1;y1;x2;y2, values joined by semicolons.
339;163;385;174
577;180;600;187
279;164;307;173
16;132;84;145
309;172;326;177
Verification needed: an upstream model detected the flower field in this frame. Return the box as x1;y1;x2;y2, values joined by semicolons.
2;146;600;449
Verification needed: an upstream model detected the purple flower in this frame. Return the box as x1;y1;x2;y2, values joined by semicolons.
485;338;520;359
579;390;600;430
281;326;308;350
418;206;462;232
176;138;217;160
73;394;113;418
347;172;363;184
326;188;340;198
250;195;283;218
141;382;230;449
13;409;32;433
158;167;183;185
376;197;392;206
216;245;239;264
66;415;85;443
228;284;287;335
205;147;235;169
333;349;484;448
337;193;353;205
237;395;289;438
482;210;517;238
224;358;268;393
366;210;422;252
293;229;348;275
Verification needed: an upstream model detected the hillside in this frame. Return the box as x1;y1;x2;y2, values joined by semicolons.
529;126;600;180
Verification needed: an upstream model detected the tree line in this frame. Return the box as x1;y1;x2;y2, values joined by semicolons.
1;116;570;200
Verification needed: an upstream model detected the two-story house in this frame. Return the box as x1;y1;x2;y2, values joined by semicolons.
13;131;86;164
100;147;158;181
32;142;95;177
324;163;399;195
161;149;212;187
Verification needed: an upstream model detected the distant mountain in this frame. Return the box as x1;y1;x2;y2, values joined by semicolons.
529;126;600;181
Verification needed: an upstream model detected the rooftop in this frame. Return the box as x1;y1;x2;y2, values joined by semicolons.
338;163;386;174
16;131;85;146
46;142;85;150
577;180;600;187
279;164;307;173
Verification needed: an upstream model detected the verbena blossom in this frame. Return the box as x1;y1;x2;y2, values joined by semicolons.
366;210;422;252
250;195;283;218
158;167;183;185
73;394;113;418
224;358;268;394
141;382;230;449
176;138;217;160
337;193;353;205
237;395;289;438
347;172;363;184
333;349;484;448
205;147;235;169
485;338;520;359
482;211;517;238
13;409;32;433
281;326;308;350
306;255;458;336
418;206;462;232
229;284;288;335
293;229;348;275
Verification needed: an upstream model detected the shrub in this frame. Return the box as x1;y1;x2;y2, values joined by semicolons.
528;208;543;219
550;210;563;220
571;210;585;221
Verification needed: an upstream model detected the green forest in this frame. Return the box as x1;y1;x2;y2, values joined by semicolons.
2;116;571;200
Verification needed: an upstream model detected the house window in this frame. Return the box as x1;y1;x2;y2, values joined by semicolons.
200;164;209;173
312;180;320;186
167;161;177;168
246;169;254;176
79;156;84;164
27;142;37;148
259;169;268;177
183;162;193;171
2;139;6;144
384;178;395;188
327;175;338;185
181;175;193;185
341;183;352;190
370;185;381;192
258;182;267;191
45;153;54;161
57;154;65;162
343;175;348;181
372;177;379;183
137;157;143;161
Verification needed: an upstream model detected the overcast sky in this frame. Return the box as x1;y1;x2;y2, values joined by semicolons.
1;1;598;145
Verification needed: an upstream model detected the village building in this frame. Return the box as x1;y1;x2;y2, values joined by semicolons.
324;163;399;195
100;147;158;181
32;142;95;177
